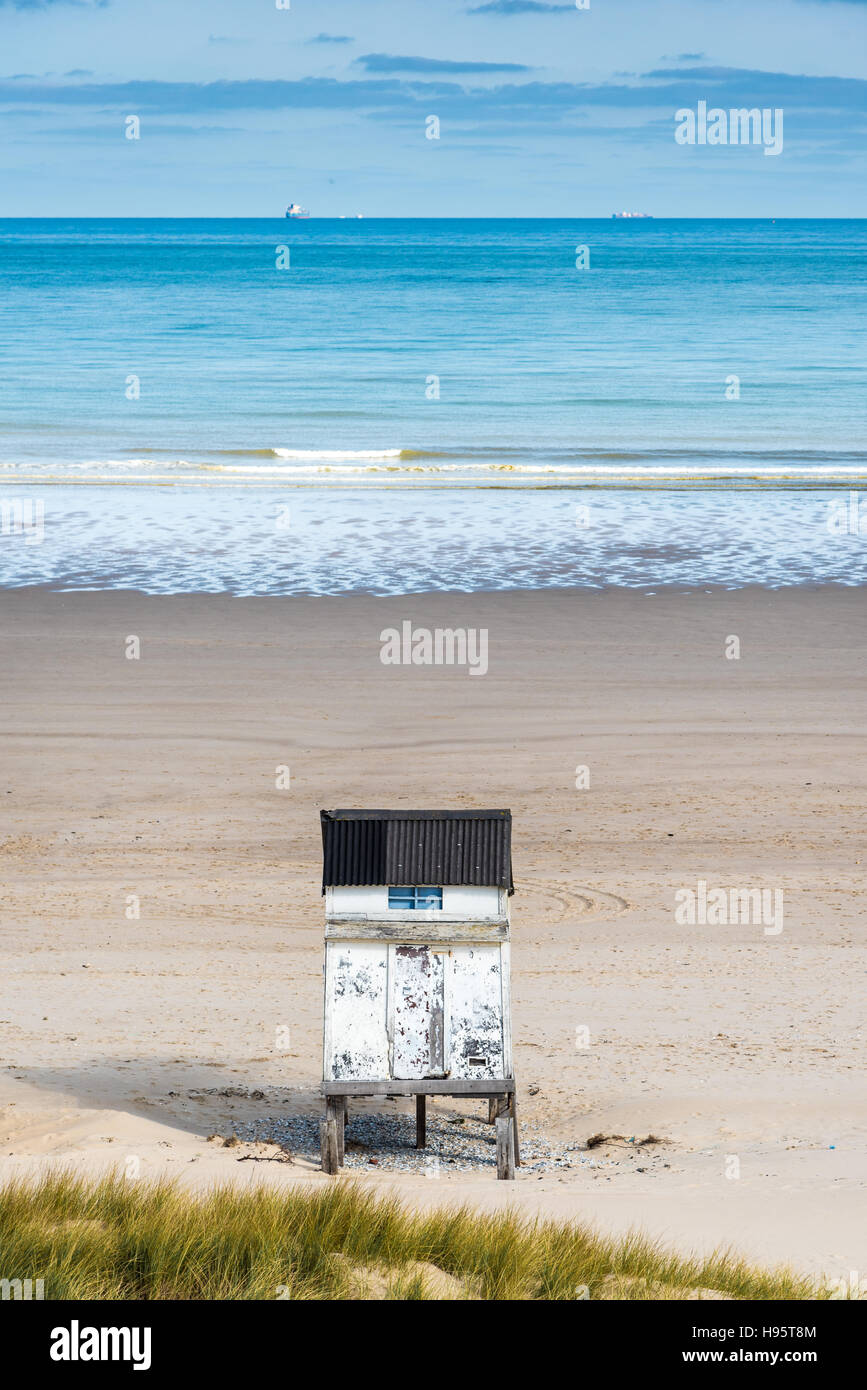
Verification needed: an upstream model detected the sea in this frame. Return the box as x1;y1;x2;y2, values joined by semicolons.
1;218;865;595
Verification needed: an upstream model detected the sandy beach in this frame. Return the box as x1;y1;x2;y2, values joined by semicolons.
1;583;864;1278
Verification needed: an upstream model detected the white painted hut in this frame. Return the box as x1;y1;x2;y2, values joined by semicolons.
319;809;519;1178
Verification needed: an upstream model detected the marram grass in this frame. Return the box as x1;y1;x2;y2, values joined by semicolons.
0;1170;820;1301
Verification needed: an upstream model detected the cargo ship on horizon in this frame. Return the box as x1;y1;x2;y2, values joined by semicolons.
286;202;310;219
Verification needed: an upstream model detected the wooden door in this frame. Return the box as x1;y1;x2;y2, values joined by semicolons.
447;945;505;1079
391;945;446;1079
325;942;389;1081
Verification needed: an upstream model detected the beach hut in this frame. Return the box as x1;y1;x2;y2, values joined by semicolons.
319;809;519;1179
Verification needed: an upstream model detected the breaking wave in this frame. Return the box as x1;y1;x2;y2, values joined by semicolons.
3;447;867;487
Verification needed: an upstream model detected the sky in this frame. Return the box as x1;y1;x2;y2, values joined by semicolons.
0;0;865;216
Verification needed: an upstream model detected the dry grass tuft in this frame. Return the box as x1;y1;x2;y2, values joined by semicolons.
0;1170;821;1302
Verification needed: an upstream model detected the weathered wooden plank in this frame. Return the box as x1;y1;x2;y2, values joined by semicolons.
415;1094;426;1149
320;1117;339;1175
511;1092;520;1167
327;1099;345;1167
326;920;509;943
323;1079;515;1097
500;940;513;1077
429;950;445;1075
324;941;389;1081
448;945;504;1079
392;944;432;1079
489;1095;510;1123
495;1115;515;1181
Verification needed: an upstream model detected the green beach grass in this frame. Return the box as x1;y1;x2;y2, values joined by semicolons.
0;1170;819;1301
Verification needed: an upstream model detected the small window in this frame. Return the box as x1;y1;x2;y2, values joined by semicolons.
388;886;443;910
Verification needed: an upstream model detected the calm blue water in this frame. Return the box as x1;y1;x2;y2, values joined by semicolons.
1;219;865;592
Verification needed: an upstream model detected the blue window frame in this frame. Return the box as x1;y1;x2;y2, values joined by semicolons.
388;885;443;911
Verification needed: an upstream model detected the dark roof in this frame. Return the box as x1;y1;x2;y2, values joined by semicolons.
321;809;513;894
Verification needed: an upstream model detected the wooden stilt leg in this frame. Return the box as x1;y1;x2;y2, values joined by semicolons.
416;1093;426;1149
487;1098;498;1125
336;1100;345;1167
321;1107;339;1176
511;1091;520;1167
495;1115;515;1180
492;1094;510;1122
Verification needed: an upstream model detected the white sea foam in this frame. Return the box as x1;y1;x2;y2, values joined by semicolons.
5;455;867;485
270;448;405;461
71;464;194;475
4;486;866;594
204;461;867;480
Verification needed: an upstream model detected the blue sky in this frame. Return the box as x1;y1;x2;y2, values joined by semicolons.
0;0;865;215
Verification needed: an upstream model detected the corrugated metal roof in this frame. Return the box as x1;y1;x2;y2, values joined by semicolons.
321;809;513;894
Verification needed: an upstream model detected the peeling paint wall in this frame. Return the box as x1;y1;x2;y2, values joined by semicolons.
447;946;504;1080
392;945;436;1078
325;942;389;1080
324;940;507;1082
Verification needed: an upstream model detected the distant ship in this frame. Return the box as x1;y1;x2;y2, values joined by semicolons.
612;211;653;219
286;202;310;219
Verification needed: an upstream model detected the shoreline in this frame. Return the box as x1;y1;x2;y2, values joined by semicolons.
0;580;863;607
4;486;864;594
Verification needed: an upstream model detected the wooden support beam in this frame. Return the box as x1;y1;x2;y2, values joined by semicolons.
320;1115;339;1175
415;1094;426;1149
323;1079;514;1098
488;1094;511;1133
322;1099;345;1172
511;1091;521;1167
495;1115;515;1181
325;919;509;943
335;1102;345;1167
